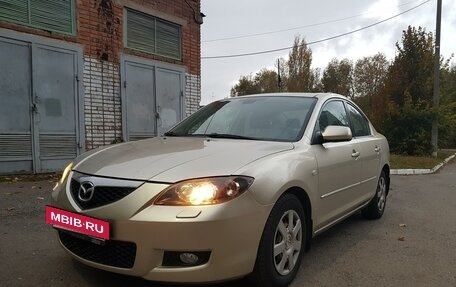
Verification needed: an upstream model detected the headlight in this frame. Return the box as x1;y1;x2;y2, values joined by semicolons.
60;162;73;184
154;176;254;206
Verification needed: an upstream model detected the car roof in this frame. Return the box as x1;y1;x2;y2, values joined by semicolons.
225;92;348;102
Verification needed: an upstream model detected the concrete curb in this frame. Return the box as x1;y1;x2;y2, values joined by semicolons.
391;153;456;175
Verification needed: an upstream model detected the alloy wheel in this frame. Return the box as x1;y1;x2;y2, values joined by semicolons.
377;176;387;211
273;210;302;275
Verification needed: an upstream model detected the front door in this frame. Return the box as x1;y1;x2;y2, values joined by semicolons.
311;100;362;229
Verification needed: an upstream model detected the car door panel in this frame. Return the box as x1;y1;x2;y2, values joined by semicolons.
310;100;363;230
312;140;362;229
346;104;381;202
356;136;382;201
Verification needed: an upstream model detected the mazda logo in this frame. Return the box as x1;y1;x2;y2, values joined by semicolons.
78;181;95;202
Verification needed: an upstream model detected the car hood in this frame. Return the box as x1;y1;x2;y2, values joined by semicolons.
73;137;294;182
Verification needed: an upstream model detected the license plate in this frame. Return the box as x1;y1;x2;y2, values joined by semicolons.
45;206;110;240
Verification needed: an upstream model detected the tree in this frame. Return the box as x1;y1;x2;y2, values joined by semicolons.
389;26;435;106
254;68;280;93
231;36;319;95
286;36;316;92
377;26;436;155
276;57;288;91
439;63;456;147
321;58;354;99
230;74;259;97
229;26;456;153
230;69;280;97
354;53;389;98
353;53;390;117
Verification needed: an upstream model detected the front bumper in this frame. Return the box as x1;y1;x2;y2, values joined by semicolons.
51;174;272;283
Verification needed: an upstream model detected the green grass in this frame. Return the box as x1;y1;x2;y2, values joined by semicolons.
390;149;456;169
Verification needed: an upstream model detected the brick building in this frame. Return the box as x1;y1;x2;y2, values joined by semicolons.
0;0;202;173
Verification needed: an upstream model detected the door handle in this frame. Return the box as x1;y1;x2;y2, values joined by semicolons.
156;105;161;119
31;103;38;113
351;151;360;158
374;146;381;152
32;93;39;113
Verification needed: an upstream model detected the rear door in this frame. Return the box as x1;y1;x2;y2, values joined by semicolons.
346;103;381;201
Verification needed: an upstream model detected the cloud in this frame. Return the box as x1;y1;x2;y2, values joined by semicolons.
200;0;456;104
363;0;401;20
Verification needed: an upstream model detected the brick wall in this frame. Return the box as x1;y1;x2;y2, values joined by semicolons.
79;0;201;148
0;0;201;149
185;73;201;116
83;57;122;149
76;0;201;73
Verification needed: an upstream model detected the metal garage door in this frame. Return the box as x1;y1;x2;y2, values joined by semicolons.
156;67;184;134
0;33;82;174
33;44;80;172
123;60;157;141
122;56;184;141
0;38;33;173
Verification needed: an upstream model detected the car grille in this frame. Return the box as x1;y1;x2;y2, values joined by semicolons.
70;179;136;210
59;230;137;269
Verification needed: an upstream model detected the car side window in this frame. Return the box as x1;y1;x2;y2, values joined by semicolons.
346;104;371;137
318;101;350;132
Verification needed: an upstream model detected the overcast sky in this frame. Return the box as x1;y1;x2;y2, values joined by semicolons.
200;0;456;104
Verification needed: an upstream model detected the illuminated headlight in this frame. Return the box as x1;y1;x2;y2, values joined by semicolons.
60;162;73;184
53;162;73;192
154;176;254;206
53;162;73;190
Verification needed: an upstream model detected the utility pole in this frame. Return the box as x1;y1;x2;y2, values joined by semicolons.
277;58;282;92
431;0;442;157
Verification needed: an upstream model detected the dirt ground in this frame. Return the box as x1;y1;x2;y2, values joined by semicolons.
1;163;455;287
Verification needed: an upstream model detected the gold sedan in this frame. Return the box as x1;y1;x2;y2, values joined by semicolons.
47;93;390;287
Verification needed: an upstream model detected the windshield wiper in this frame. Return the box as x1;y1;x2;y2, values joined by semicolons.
165;132;257;140
204;133;257;140
164;131;180;136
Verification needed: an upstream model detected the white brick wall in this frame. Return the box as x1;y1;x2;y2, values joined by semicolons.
83;57;122;149
185;73;201;117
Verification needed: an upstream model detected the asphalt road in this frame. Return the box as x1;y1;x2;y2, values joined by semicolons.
1;162;455;287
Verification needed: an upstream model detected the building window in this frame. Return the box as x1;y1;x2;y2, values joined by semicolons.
0;0;75;35
126;8;181;60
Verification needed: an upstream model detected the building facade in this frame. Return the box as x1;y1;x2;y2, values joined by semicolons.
0;0;202;173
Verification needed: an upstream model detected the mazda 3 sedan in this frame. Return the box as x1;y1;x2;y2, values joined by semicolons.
47;93;390;287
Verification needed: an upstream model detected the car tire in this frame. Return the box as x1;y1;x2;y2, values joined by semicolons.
249;194;306;287
362;170;388;219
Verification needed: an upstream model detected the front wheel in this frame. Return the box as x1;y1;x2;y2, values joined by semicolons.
250;194;306;287
362;170;389;219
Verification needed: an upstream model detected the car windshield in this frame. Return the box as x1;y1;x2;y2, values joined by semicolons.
166;96;317;142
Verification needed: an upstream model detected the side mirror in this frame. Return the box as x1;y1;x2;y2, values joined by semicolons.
321;126;352;142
